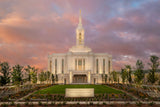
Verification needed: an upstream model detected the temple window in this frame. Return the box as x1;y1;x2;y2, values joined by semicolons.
62;59;64;74
75;59;77;70
78;59;82;70
96;59;98;74
55;59;57;74
50;60;52;72
103;59;105;74
108;60;110;73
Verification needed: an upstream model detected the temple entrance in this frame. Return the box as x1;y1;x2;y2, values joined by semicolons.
73;75;87;83
64;79;66;84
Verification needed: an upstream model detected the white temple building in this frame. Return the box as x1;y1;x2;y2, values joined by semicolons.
48;11;112;84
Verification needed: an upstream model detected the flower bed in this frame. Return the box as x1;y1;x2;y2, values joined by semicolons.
107;83;159;101
0;84;52;101
25;93;135;101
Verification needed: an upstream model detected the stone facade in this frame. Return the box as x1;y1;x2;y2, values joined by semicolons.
48;10;112;84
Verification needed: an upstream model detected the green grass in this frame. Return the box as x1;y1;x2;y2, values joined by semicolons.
34;85;123;94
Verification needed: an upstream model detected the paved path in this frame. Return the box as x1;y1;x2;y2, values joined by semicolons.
15;90;37;102
0;101;160;105
142;85;160;88
15;86;53;102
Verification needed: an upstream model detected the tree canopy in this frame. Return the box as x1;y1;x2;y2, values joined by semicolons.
134;60;144;85
11;64;23;85
147;55;159;84
0;62;10;86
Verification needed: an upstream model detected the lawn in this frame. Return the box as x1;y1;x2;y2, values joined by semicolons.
34;84;123;94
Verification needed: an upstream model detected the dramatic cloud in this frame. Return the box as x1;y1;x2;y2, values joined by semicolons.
0;0;159;71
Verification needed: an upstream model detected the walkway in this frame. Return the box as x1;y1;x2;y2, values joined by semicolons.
0;101;160;105
15;86;53;102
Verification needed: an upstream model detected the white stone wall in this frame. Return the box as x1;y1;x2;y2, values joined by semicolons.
48;52;112;84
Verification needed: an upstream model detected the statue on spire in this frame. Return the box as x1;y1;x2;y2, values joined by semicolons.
79;9;82;25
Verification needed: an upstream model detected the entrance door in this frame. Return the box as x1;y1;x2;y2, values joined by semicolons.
64;79;66;84
73;75;87;83
94;78;96;84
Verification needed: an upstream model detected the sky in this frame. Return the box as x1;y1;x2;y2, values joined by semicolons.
0;0;160;71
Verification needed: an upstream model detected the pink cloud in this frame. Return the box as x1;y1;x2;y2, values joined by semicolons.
0;0;160;71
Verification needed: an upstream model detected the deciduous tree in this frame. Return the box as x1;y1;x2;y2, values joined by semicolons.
39;71;46;84
121;68;127;84
46;71;51;84
25;65;38;84
134;60;144;85
111;70;117;83
125;65;132;84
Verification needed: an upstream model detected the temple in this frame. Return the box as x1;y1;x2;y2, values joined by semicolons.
48;10;112;84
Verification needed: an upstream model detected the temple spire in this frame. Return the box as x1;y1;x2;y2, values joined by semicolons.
69;10;92;52
76;9;84;46
79;9;82;26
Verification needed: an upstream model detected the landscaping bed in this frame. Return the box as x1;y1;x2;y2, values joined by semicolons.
25;93;134;101
0;84;52;101
107;83;160;101
0;103;160;107
24;85;136;101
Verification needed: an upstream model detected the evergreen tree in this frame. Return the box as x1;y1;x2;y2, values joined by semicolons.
55;74;58;83
147;55;159;84
0;62;10;86
51;74;55;84
12;64;23;85
104;74;108;84
25;65;32;83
